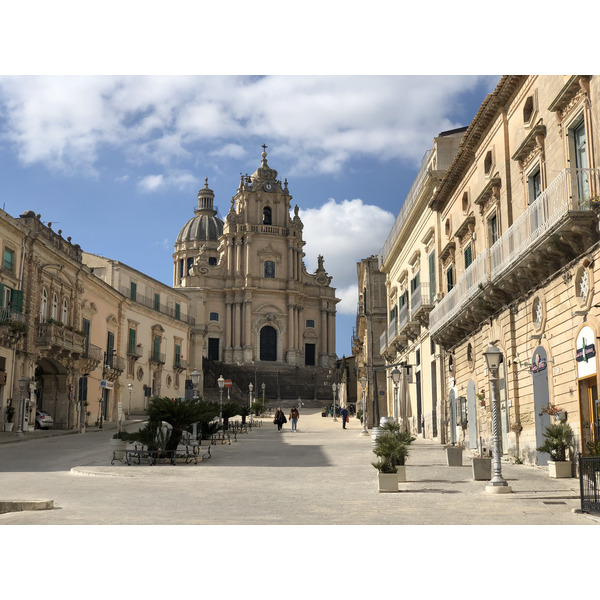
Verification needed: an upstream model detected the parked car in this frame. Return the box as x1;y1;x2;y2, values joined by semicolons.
35;409;54;429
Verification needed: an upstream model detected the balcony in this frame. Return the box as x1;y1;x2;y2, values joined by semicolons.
0;309;27;347
411;281;433;326
430;168;600;347
174;357;187;371
104;354;125;382
77;343;103;374
36;321;86;359
127;344;144;360
149;351;166;365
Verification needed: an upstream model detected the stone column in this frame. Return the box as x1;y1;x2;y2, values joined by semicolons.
288;244;294;280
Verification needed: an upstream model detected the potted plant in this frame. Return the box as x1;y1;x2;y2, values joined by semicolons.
445;444;464;466
372;431;410;491
536;422;574;478
110;430;130;460
238;405;251;425
4;401;15;432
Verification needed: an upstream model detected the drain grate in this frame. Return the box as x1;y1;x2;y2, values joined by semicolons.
543;501;567;505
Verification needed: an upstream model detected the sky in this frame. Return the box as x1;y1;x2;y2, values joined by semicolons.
0;74;500;356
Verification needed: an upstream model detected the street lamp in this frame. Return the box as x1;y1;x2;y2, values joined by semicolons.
391;367;401;422
100;350;116;430
261;382;265;403
127;383;133;418
217;375;225;430
190;369;201;440
332;383;338;422
16;376;29;435
249;382;254;409
359;376;369;436
482;341;512;494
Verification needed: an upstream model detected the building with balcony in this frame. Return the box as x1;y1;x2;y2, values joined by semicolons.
427;75;600;464
377;127;466;439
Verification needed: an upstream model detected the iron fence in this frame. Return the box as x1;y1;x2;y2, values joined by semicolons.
579;454;600;515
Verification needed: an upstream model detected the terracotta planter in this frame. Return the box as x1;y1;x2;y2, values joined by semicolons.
548;460;572;478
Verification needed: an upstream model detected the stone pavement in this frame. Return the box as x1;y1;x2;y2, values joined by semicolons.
0;408;599;525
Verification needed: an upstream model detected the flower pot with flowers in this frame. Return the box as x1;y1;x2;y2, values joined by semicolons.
536;422;574;478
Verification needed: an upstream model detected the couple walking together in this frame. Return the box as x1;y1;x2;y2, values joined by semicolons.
274;406;300;432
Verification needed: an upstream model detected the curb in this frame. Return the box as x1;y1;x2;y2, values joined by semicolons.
0;499;54;514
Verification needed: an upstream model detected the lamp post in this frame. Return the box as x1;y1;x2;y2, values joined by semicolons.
482;342;512;494
359;376;369;436
391;367;401;422
16;376;29;435
127;383;133;418
217;375;225;430
261;382;265;403
249;383;253;409
190;369;201;440
332;383;337;422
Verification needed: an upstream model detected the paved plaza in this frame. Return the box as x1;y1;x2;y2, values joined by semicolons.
1;407;598;526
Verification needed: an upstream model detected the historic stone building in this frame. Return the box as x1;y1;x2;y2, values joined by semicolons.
173;148;339;400
371;75;600;467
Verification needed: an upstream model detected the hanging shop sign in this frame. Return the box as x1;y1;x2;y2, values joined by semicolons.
576;342;596;362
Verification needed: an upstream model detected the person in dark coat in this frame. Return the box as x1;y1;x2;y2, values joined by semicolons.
273;407;286;432
340;406;349;429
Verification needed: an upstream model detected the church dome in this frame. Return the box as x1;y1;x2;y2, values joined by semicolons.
176;178;224;244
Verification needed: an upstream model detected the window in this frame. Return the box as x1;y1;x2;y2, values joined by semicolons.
128;327;137;354
306;319;315;328
523;95;534;123
40;288;48;322
186;257;194;275
528;167;542;204
264;261;275;278
130;282;137;302
410;272;420;294
62;298;68;325
152;335;161;362
446;265;454;292
428;251;436;304
464;243;473;270
154;293;160;311
82;318;91;356
51;292;59;320
3;248;14;272
208;257;217;266
484;150;493;175
263;206;272;225
175;303;181;320
461;192;469;214
570;118;589;201
209;312;219;321
389;303;397;322
174;344;181;369
488;212;498;246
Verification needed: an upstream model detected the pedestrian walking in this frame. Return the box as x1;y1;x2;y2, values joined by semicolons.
273;407;286;432
289;405;299;432
340;406;349;429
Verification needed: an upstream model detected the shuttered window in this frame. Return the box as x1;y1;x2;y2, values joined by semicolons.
464;244;473;269
428;251;436;304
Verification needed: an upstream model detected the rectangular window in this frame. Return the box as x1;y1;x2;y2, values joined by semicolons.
208;257;217;266
464;243;473;269
528;167;542;204
106;331;115;368
82;318;91;356
175;303;181;320
447;265;454;292
410;272;420;293
428;251;436;304
130;282;137;302
306;319;315;328
186;258;194;275
152;335;161;361
128;328;137;354
174;343;181;368
154;293;160;311
3;248;14;272
209;312;219;321
570;118;589;200
488;213;498;246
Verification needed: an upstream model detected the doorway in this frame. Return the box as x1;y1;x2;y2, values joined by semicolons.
208;338;220;361
532;346;551;465
578;375;598;454
260;326;277;362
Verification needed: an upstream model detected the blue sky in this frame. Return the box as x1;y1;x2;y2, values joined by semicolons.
0;74;499;356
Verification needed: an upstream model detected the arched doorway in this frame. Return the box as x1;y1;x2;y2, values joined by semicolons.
35;358;71;429
260;326;277;362
532;346;551;465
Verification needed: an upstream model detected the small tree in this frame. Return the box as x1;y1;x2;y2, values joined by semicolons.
221;402;240;430
536;422;574;462
372;432;410;473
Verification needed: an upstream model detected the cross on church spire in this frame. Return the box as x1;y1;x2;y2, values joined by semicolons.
261;144;268;153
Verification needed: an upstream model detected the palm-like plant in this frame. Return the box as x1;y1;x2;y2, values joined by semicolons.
536;422;574;462
372;432;410;473
380;421;416;445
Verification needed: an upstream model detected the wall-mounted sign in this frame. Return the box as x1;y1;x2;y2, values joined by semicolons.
576;343;596;362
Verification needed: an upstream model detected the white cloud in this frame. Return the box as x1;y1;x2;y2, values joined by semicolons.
137;169;196;192
0;75;498;176
301;198;395;315
138;174;164;191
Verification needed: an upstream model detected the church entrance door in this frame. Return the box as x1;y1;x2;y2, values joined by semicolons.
260;326;277;361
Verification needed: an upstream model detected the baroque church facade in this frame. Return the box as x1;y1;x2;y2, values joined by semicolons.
173;148;339;380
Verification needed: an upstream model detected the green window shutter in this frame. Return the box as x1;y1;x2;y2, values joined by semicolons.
154;293;160;311
130;282;137;302
447;266;454;292
153;336;161;360
175;303;181;320
175;344;181;367
0;284;5;309
82;319;91;356
429;251;436;303
12;289;23;313
464;244;473;269
128;328;136;353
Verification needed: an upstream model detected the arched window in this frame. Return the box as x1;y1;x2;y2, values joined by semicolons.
51;292;59;320
264;261;275;278
263;206;272;225
62;298;69;325
40;288;48;322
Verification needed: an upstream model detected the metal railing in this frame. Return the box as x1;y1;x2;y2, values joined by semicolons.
398;302;408;330
491;168;600;281
429;249;489;335
579;454;600;515
380;149;433;266
119;286;195;326
380;330;387;355
387;317;397;345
